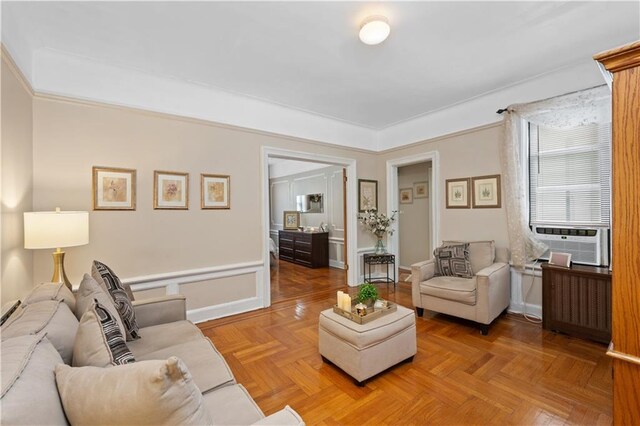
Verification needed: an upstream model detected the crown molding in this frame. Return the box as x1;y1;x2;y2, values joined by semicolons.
1;44;34;96
4;46;607;153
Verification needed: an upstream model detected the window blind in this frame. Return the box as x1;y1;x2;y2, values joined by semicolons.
529;122;611;227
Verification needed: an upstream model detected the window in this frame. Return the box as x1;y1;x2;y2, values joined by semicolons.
528;122;611;228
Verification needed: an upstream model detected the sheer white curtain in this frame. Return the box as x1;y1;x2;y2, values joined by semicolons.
499;85;611;267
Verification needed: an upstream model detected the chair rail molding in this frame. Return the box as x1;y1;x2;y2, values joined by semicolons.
122;260;265;324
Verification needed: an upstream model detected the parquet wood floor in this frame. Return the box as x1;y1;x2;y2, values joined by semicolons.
198;261;612;425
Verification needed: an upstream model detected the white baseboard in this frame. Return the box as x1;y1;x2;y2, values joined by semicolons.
187;297;263;323
329;260;345;269
507;302;542;319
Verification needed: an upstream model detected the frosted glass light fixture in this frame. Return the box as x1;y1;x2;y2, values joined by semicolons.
24;208;89;289
359;16;390;45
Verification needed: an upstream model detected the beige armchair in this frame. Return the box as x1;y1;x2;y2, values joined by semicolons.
411;241;510;335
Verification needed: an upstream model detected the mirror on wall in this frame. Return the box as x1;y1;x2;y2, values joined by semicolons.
296;193;324;213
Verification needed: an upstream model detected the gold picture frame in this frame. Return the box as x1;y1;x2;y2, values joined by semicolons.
399;188;413;204
446;178;470;209
92;166;136;210
154;171;189;210
201;174;230;209
471;174;501;208
283;211;300;230
414;181;428;198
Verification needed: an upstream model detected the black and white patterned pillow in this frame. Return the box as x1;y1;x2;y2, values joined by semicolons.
94;299;135;365
92;261;140;340
433;244;474;279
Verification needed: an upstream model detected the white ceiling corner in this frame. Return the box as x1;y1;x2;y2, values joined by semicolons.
2;1;638;151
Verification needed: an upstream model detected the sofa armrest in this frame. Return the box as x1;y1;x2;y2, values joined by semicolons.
132;295;187;328
475;262;511;324
251;406;305;426
411;259;435;307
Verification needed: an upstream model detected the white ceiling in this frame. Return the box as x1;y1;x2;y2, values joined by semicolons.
2;1;639;149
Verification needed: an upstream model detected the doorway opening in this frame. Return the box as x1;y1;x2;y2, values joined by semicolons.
261;147;358;308
386;151;440;281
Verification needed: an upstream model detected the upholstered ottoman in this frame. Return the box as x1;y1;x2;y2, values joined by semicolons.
318;305;417;385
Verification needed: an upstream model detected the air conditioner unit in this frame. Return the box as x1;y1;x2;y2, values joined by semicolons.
533;226;609;267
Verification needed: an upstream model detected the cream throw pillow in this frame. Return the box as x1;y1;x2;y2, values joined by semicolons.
55;357;213;426
23;282;76;312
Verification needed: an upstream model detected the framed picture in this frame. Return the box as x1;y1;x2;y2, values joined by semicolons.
154;171;189;210
446;178;470;209
358;179;378;212
471;174;502;208
93;166;136;210
283;210;300;230
399;188;413;204
414;181;428;198
201;174;230;209
549;252;572;268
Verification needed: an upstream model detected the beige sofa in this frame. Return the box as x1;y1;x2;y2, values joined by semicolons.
1;282;304;425
411;241;510;335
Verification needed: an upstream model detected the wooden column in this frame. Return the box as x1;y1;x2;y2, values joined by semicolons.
594;40;640;425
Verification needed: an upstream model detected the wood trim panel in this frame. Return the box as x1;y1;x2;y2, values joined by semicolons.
596;39;640;425
594;40;640;73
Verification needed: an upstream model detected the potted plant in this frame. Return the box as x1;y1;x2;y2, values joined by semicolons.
357;283;379;307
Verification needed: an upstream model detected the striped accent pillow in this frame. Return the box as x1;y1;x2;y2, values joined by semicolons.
94;300;135;365
433;244;474;279
73;299;135;367
92;261;140;341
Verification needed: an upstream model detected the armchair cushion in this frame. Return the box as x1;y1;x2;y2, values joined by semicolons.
443;240;495;274
433;244;473;278
420;276;477;305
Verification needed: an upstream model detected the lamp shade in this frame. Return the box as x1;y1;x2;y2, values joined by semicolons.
24;210;89;249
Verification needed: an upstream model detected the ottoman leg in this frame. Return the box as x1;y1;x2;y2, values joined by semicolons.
479;324;489;335
354;378;366;387
416;307;424;317
321;355;332;365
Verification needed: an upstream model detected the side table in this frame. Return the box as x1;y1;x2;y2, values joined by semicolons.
363;253;396;287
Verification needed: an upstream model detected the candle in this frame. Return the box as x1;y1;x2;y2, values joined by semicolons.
343;295;351;312
337;291;344;308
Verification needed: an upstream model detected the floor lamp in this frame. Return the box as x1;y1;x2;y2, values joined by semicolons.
24;208;89;290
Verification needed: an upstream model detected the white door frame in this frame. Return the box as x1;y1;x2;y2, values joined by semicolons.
386;151;440;280
261;147;358;308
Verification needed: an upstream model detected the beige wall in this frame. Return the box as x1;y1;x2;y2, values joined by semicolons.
379;124;509;249
398;162;431;268
1;55;34;305
30;95;380;295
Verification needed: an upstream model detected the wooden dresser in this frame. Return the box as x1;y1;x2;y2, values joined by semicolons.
595;40;640;424
541;263;611;344
278;230;329;268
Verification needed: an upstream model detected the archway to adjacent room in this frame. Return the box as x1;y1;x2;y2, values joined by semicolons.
386;151;440;281
261;147;358;308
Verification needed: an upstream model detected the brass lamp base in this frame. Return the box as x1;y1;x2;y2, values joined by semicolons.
51;249;72;290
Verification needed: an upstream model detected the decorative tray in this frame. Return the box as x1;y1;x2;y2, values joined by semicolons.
332;301;397;325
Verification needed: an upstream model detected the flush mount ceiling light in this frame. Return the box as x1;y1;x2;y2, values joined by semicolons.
359;15;390;45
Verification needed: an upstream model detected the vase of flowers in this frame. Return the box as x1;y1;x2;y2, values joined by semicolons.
358;208;397;254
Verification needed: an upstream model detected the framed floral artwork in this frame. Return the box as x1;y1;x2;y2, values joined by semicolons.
414;181;428;198
201;174;230;209
93;166;136;210
154;171;189;210
358;179;378;212
399;188;413;204
446;178;470;209
472;174;501;208
283;210;300;230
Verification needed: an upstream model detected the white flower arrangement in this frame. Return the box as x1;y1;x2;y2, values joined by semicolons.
358;208;397;238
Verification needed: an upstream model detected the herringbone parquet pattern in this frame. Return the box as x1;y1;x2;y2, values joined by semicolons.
198;261;612;425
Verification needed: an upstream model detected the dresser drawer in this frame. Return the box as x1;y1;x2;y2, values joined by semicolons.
279;237;294;249
294;249;311;262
